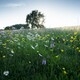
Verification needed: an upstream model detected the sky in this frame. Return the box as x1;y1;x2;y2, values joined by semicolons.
0;0;80;29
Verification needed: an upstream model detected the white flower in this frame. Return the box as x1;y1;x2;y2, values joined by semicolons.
35;33;40;37
31;45;35;49
35;43;38;47
42;59;46;65
3;71;9;76
44;45;48;48
39;53;42;57
3;55;6;58
11;49;14;53
45;40;49;43
9;54;13;57
51;37;54;41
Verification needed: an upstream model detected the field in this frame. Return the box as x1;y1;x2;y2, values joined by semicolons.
0;28;80;80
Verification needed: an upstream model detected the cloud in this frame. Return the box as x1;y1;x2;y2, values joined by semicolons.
5;3;25;7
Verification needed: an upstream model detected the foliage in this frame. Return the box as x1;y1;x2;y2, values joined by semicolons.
4;24;30;30
26;10;45;28
0;28;80;80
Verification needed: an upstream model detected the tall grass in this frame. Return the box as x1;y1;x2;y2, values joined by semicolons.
0;28;80;80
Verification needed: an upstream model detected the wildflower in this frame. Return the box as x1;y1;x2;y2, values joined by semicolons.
31;45;35;49
42;59;46;65
74;32;77;35
50;42;54;48
11;49;14;53
70;40;73;43
2;43;6;48
35;43;38;47
51;37;54;41
39;53;42;57
35;33;40;37
45;40;49;43
63;38;65;42
3;71;9;76
76;47;79;50
3;55;6;58
63;70;67;74
55;55;59;58
9;54;13;57
62;67;65;70
44;44;48;48
61;49;64;52
71;36;74;39
37;51;39;53
29;61;31;64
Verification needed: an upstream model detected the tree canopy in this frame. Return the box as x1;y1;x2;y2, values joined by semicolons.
26;10;45;29
4;24;29;30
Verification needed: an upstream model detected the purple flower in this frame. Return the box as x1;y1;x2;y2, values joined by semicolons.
42;59;46;65
50;43;54;48
50;40;55;48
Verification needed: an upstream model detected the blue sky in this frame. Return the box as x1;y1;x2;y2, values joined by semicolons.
0;0;80;29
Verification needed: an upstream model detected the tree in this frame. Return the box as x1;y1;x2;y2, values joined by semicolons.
26;10;45;29
4;24;30;30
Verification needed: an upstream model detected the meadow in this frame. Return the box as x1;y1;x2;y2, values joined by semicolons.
0;28;80;80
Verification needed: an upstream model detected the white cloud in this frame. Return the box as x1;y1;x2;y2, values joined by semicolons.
5;3;25;7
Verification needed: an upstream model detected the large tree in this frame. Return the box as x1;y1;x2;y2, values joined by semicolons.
26;10;45;28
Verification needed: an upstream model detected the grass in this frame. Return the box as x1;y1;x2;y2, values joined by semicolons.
0;28;80;80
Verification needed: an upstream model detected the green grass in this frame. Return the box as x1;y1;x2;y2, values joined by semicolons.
0;28;80;80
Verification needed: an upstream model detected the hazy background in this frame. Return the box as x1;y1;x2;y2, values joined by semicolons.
0;0;80;29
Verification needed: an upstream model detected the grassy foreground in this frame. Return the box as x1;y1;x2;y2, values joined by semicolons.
0;28;80;80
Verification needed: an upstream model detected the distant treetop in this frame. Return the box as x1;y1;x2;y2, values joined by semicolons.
26;10;45;29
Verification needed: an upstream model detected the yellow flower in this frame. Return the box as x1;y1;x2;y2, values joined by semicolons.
55;55;59;58
74;32;77;35
47;34;50;37
70;40;73;43
76;47;79;50
63;70;67;74
37;51;39;53
2;43;6;48
71;36;74;39
6;40;10;42
61;49;64;52
63;39;65;42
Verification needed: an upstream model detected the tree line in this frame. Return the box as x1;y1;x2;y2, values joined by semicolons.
4;10;45;30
